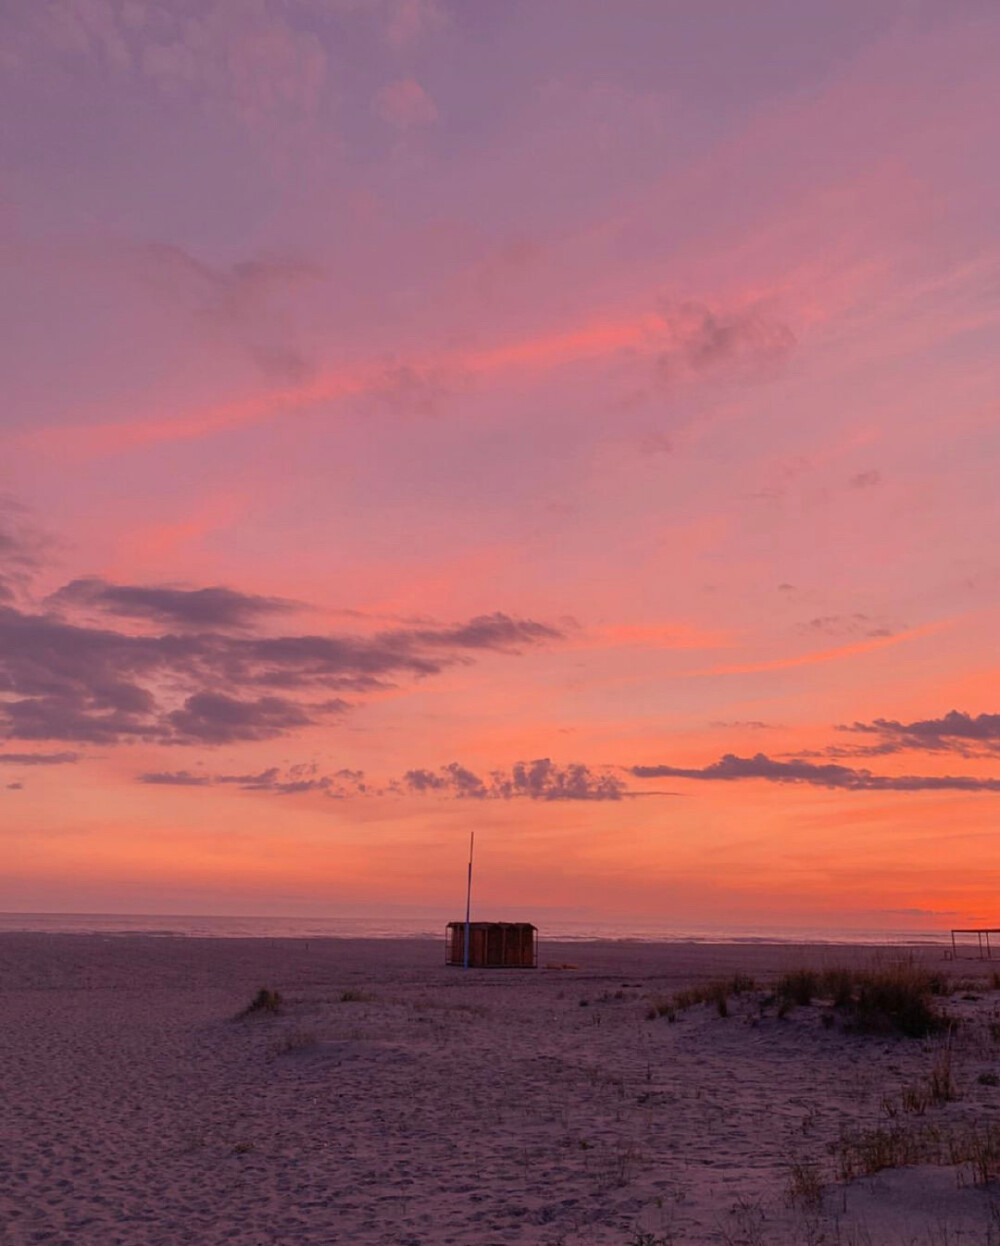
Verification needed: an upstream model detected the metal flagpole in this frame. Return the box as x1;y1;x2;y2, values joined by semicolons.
463;830;474;969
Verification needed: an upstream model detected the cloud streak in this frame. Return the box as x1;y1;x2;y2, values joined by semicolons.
630;753;1000;793
0;751;78;765
140;764;368;797
21;295;796;459
47;578;299;630
692;622;943;677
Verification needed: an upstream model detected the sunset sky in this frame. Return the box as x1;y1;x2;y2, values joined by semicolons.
3;0;1000;931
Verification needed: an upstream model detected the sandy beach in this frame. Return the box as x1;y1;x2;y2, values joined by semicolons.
3;934;1000;1245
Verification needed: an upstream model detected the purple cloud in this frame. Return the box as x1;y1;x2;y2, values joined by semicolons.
850;470;882;489
402;767;448;792
138;770;210;787
840;711;1000;757
139;757;626;802
131;243;321;382
139;764;368;797
395;613;564;652
656;300;795;380
801;614;896;639
0;750;78;765
405;758;625;801
0;498;49;603
166;692;321;745
630;752;1000;792
47;578;298;629
0;590;563;746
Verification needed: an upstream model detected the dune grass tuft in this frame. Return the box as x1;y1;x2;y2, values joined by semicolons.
775;965;950;1037
237;987;284;1018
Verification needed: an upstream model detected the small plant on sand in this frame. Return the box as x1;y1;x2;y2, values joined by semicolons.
979;1071;1000;1087
929;1047;957;1103
897;1048;956;1115
339;988;372;1003
719;1194;765;1246
646;998;677;1022
668;976;745;1017
950;1122;1000;1185
785;1158;824;1212
237;988;283;1018
833;1124;937;1180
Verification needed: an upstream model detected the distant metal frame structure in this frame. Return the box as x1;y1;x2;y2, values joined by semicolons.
950;928;1000;959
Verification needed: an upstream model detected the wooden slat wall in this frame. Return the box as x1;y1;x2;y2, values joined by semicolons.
446;922;536;967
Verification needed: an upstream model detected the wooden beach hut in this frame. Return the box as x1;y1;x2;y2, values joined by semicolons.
445;921;538;968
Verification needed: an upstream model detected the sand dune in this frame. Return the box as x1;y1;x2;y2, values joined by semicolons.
2;935;999;1244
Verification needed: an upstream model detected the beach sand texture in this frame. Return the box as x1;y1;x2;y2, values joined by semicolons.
3;935;1000;1244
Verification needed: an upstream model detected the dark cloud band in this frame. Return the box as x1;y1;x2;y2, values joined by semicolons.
630;752;1000;792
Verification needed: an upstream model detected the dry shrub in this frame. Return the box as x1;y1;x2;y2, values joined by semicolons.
785;1158;824;1211
898;1048;957;1115
729;973;756;995
949;1123;1000;1185
834;1124;939;1180
778;966;949;1037
835;1120;1000;1186
668;976;749;1017
268;1028;318;1058
929;1047;957;1103
822;968;855;1007
777;969;820;1007
237;988;283;1019
849;968;948;1037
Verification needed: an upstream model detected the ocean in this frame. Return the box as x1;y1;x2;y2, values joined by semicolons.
0;911;954;945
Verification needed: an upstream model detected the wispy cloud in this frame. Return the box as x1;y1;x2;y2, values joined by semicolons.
0;751;78;765
692;621;943;676
139;763;367;797
385;0;447;49
655;300;795;381
375;77;439;129
13;1;330;134
21;294;798;458
0;497;51;603
798;613;897;640
129;243;321;382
